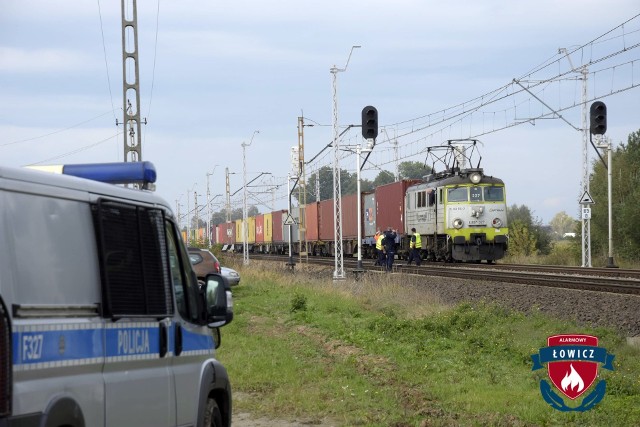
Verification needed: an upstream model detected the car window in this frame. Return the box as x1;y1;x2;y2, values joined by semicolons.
189;253;203;265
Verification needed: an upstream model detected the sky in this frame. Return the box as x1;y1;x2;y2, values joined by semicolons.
1;1;639;225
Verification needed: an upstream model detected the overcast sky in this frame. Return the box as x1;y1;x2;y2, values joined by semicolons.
1;1;639;224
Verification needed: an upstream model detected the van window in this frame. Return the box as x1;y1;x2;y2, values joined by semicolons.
8;193;99;304
93;200;173;318
166;221;200;323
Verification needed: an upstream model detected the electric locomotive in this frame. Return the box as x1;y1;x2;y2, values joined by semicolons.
404;140;508;262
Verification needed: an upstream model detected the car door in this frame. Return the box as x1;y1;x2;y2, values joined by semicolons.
166;221;215;425
94;200;175;427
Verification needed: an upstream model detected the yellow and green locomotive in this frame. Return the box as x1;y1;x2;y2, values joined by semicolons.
404;141;508;262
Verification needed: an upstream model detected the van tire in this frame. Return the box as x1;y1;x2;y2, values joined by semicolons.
203;398;223;427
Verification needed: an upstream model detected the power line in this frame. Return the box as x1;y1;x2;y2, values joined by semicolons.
26;132;122;165
96;0;118;123
143;0;162;146
0;110;117;147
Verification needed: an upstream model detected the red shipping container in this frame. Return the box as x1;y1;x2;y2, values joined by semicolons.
210;224;217;245
271;210;286;243
341;193;359;239
305;202;319;241
318;199;333;241
219;222;235;245
375;180;421;236
255;214;265;243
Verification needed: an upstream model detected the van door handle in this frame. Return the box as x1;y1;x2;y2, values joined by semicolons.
159;323;168;358
175;323;183;356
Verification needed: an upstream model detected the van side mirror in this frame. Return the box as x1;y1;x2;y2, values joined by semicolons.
204;274;233;327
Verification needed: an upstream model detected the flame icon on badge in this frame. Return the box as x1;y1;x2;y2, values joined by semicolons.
561;364;585;393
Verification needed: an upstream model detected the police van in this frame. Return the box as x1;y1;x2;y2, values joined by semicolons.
0;162;233;427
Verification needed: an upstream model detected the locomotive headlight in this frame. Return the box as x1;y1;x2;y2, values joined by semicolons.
453;218;464;229
469;172;482;184
492;218;503;228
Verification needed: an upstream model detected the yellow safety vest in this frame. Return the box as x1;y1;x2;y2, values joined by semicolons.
414;232;422;248
376;234;384;250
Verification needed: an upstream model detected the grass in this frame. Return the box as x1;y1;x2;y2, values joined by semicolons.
217;262;640;426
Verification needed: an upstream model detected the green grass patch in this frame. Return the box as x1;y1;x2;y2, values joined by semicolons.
217;263;640;426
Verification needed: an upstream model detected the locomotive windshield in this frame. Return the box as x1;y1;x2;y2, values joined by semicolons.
448;185;504;202
447;187;468;202
483;186;504;201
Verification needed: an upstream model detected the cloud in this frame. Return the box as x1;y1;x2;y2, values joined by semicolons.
0;47;94;73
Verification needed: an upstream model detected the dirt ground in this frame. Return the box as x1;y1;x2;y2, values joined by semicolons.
233;412;336;427
232;392;337;427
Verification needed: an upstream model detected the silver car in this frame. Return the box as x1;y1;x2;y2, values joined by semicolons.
221;266;240;286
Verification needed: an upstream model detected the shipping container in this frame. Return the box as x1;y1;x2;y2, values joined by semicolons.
305;202;319;241
235;219;242;244
263;212;273;243
341;193;359;239
318;199;333;241
255;214;265;243
375;180;421;236
272;210;286;243
218;222;235;246
363;191;376;238
210;224;217;245
247;216;256;244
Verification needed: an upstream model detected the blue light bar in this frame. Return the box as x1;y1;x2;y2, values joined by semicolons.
60;162;157;186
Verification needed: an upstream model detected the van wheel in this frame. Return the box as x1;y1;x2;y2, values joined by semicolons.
203;398;223;427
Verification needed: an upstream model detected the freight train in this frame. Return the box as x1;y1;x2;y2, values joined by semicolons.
196;141;509;263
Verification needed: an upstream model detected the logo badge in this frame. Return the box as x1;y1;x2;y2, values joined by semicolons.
531;334;615;412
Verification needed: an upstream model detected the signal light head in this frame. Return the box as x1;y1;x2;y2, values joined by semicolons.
361;105;378;140
590;101;607;135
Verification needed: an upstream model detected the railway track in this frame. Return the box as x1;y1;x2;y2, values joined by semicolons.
247;253;640;295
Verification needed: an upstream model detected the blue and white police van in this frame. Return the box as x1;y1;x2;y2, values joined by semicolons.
0;162;233;427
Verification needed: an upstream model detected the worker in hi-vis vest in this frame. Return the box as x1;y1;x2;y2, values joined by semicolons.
375;230;385;267
407;227;422;266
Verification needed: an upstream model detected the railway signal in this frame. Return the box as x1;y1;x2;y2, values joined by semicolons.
590;101;607;135
361;106;378;140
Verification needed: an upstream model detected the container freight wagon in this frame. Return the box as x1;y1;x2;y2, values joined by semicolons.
341;193;359;239
317;199;333;255
234;219;242;251
375;180;421;238
262;212;273;252
219;222;235;251
210;224;217;245
305;202;320;255
341;193;360;257
247;216;256;245
271;209;286;253
313;193;358;257
255;214;265;247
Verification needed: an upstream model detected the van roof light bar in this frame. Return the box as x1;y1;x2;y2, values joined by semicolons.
29;161;157;189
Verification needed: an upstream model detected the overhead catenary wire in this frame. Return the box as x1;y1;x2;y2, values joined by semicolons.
96;0;118;123
143;0;162;146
